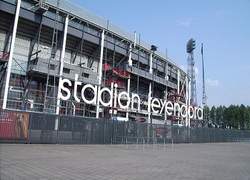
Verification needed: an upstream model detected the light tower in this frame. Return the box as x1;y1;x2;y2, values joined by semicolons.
186;38;197;105
201;43;208;127
201;43;207;107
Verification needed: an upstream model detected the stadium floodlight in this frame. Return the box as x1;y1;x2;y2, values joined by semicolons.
150;45;157;52
186;38;195;53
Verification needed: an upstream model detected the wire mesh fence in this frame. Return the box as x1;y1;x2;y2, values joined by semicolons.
1;110;250;145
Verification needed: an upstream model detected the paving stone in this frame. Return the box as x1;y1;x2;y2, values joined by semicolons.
0;143;250;180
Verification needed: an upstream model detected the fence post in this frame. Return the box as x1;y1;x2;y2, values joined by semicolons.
103;118;106;144
28;112;33;144
56;115;60;144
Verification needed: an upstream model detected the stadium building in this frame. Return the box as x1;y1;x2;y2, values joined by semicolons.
0;0;202;128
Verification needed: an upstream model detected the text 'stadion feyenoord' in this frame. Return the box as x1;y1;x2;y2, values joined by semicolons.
59;74;203;120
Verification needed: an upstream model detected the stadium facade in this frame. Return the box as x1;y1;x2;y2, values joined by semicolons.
0;0;202;128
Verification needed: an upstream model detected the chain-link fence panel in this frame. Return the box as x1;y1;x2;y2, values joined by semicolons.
29;112;58;144
2;111;250;144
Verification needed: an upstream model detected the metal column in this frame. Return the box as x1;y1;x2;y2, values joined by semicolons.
96;30;105;118
177;69;180;94
149;53;153;74
165;60;168;123
2;0;21;109
148;52;153;123
126;43;132;120
186;76;190;127
55;14;69;130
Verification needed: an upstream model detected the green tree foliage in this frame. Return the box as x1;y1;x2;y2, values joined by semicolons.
205;104;250;130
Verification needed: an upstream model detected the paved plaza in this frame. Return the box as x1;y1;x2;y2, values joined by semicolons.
0;143;250;180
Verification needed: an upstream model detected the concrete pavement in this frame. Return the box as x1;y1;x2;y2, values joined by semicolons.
1;143;250;180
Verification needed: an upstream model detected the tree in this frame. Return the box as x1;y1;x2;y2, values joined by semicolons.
215;105;226;127
246;106;250;129
207;105;250;129
238;104;246;129
209;106;216;127
202;106;210;127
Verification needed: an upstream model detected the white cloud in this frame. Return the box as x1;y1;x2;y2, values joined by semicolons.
177;17;193;27
206;79;219;87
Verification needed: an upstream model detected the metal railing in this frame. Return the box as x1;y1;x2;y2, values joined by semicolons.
229;138;250;142
114;136;173;149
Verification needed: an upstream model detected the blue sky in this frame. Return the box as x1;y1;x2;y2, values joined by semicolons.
70;0;250;108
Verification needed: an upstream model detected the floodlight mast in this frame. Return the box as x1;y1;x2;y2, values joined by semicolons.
186;38;197;105
201;43;207;107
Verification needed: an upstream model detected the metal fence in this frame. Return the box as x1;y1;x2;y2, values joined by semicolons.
1;110;250;144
